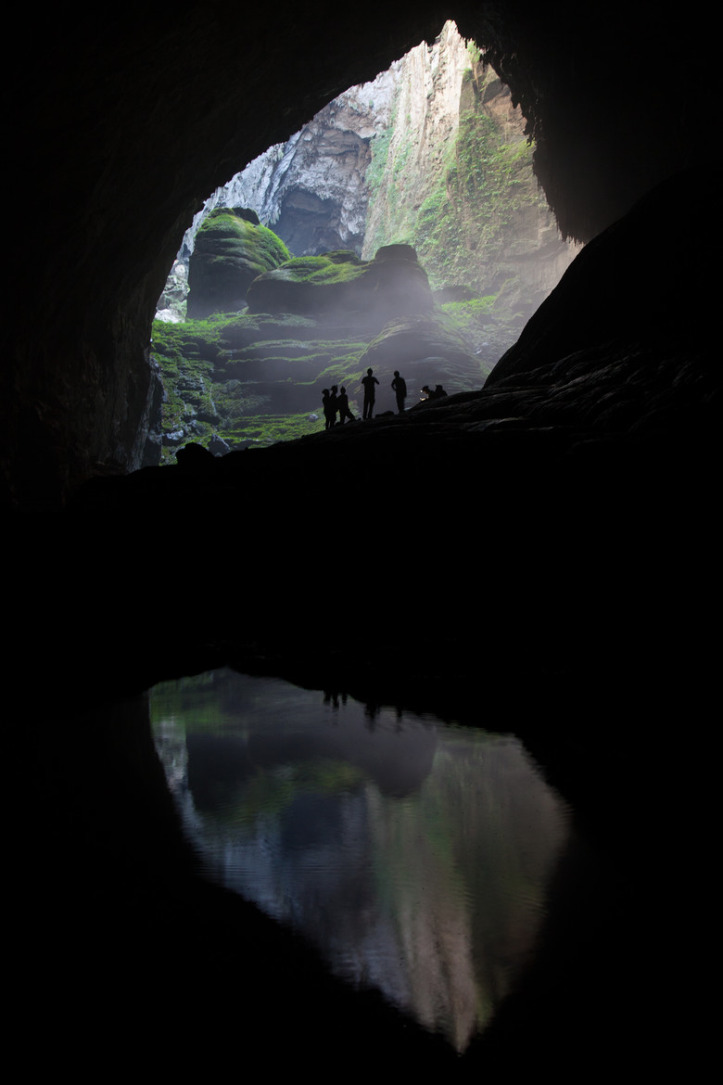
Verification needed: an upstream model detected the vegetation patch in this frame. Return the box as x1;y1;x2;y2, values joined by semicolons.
221;412;324;448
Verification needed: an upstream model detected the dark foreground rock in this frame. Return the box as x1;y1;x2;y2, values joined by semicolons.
12;415;716;1078
486;165;720;426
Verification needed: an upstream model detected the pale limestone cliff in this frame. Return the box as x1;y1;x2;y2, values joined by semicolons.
362;22;579;316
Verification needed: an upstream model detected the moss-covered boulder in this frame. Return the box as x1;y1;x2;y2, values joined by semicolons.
187;208;290;319
246;247;432;320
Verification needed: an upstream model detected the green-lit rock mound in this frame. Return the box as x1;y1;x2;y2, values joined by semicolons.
246;246;433;320
187;208;290;319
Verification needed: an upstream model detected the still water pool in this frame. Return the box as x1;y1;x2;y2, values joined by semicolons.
150;668;571;1052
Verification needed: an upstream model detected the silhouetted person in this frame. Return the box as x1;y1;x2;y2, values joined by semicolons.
361;367;379;420
329;385;339;425
421;383;447;400
337;385;354;424
322;388;335;429
391;370;407;413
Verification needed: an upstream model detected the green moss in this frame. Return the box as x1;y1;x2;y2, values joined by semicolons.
366;126;393;193
196;210;291;272
439;296;496;319
220;412;326;447
401;103;540;296
187;210;293;319
466;40;481;64
269;252;368;286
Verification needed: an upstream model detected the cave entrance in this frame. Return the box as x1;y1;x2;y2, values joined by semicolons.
150;20;578;463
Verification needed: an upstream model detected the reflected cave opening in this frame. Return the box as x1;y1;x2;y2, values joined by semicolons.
149;667;584;1054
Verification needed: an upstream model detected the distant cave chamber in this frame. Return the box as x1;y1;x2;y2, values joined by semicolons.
270;187;367;257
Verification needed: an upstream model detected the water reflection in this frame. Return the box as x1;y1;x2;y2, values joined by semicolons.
151;669;570;1051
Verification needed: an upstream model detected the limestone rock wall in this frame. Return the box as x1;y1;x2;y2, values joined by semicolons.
362;23;578;317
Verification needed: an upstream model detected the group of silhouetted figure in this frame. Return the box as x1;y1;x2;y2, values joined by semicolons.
322;368;447;429
321;385;354;428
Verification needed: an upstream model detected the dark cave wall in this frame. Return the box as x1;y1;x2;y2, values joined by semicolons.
456;1;711;242
2;2;719;504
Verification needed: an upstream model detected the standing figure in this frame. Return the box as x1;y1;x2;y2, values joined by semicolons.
361;367;379;420
322;388;335;429
329;385;340;426
337;385;354;424
391;370;407;414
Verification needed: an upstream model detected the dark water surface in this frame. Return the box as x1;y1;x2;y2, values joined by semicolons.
150;668;572;1052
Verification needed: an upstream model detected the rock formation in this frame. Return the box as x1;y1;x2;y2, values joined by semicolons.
186;208;290;318
246;244;432;319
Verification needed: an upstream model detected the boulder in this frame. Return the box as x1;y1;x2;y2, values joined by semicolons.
246;247;432;320
187;209;290;318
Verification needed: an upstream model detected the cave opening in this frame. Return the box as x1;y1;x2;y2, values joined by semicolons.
149;19;578;465
4;2;718;508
